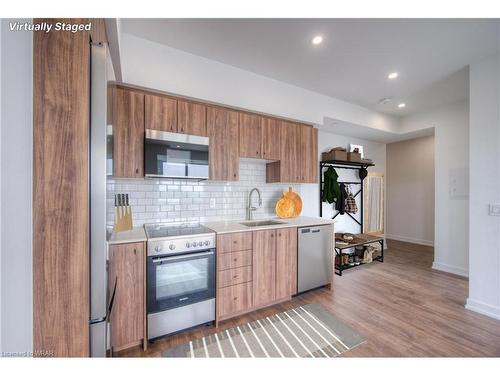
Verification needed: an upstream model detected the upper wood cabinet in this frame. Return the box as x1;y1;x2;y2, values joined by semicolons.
266;121;318;183
178;100;207;136
239;112;262;158
252;230;276;307
145;94;177;132
111;87;145;178
299;126;319;183
109;242;145;351
207;106;240;181
276;227;298;299
261;117;280;160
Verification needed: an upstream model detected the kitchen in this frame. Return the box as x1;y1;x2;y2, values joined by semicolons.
103;80;337;354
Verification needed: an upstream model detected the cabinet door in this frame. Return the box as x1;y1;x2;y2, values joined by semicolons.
276;227;298;299
239;112;262;158
178;100;206;136
145;94;177;132
261;117;280;160
252;230;276;307
112;88;145;178
109;242;145;350
207;106;239;181
279;121;300;183
299;125;318;183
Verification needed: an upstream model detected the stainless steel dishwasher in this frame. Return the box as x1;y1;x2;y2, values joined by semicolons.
297;225;333;293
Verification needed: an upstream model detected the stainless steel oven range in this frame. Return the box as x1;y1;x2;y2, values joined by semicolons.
145;223;216;340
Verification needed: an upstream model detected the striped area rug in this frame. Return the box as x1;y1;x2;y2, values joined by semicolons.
162;304;364;358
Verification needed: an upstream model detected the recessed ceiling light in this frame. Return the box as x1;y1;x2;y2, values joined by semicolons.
398;103;406;108
388;72;399;80
312;35;323;45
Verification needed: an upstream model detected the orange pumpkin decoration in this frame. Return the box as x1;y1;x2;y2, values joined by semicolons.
275;187;303;218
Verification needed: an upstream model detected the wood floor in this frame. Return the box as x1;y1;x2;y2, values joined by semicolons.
117;240;500;357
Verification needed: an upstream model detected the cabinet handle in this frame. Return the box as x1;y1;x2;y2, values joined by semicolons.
233;241;237;244
233;275;238;279
271;233;274;237
233;297;238;301
134;248;137;255
135;168;139;174
278;233;282;237
234;173;237;177
233;258;238;262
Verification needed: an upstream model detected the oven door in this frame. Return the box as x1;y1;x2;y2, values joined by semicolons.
147;250;215;314
144;129;209;179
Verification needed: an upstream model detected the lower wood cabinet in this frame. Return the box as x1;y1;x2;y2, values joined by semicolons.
218;282;253;318
108;242;145;352
216;228;298;323
252;230;277;307
276;227;298;299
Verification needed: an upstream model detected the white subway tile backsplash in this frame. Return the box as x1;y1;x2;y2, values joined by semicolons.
107;160;301;227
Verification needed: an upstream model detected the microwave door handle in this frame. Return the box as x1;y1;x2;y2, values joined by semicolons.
152;251;214;263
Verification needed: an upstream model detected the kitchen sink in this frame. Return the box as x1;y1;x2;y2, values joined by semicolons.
239;220;284;227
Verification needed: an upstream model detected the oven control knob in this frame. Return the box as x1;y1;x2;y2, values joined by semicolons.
186;242;191;248
192;242;198;247
154;246;161;253
198;241;203;247
169;244;175;250
204;241;210;246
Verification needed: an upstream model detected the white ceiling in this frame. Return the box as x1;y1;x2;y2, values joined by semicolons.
121;18;499;116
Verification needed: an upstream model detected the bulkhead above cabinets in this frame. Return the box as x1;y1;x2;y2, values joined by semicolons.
108;83;318;183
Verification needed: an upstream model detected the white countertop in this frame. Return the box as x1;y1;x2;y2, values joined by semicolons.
107;216;334;243
202;216;334;234
107;227;147;245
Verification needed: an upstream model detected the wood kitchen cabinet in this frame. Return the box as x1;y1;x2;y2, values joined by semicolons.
239;112;262;158
108;242;145;352
252;230;277;307
299;125;319;183
266;121;318;183
207;106;240;181
111;87;145;178
144;94;177;132
261;117;280;160
276;227;298;299
216;228;299;324
178;100;207;136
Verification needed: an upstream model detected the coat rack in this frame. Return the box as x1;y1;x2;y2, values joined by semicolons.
319;159;374;232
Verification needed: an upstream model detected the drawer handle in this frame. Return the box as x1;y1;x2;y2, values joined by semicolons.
233;241;237;244
233;258;238;262
233;275;238;279
233;297;238;301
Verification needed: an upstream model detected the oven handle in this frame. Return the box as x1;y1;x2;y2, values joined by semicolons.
152;250;215;263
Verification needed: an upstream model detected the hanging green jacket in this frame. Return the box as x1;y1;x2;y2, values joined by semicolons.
322;166;340;204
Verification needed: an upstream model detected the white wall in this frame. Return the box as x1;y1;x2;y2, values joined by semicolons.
401;100;469;277
466;52;500;320
120;33;400;133
0;20;33;354
386;135;435;246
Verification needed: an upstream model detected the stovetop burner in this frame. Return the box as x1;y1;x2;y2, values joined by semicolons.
144;222;213;239
145;222;215;257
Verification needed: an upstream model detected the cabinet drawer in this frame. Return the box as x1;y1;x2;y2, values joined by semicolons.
218;266;252;288
218;232;252;253
218;282;253;318
218;250;252;270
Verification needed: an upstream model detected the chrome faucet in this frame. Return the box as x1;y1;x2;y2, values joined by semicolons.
247;188;262;220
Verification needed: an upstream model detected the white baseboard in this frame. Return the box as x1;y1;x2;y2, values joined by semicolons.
385;234;434;247
432;261;469;278
465;298;500;320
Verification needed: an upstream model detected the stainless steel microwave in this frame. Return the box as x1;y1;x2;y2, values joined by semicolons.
144;130;209;179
